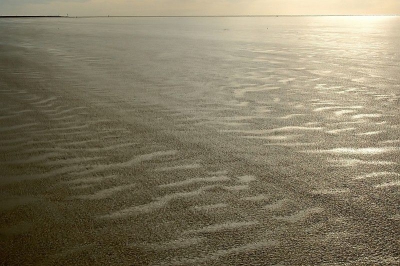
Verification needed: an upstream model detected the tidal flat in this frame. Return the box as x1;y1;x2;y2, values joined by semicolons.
0;16;399;265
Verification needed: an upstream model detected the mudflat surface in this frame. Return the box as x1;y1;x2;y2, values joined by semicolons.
0;17;399;265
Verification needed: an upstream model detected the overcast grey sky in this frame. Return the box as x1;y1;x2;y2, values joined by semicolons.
1;0;400;16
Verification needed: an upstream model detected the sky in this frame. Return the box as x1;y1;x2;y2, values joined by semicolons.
1;0;400;16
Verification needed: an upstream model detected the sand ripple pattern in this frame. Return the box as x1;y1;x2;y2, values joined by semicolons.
0;87;352;265
0;84;332;265
1;18;399;265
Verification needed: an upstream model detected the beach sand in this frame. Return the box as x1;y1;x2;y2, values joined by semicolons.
1;17;399;265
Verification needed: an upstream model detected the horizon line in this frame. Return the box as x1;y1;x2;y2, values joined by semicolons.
1;14;399;18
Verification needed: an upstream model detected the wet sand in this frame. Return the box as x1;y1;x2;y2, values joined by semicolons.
1;17;399;265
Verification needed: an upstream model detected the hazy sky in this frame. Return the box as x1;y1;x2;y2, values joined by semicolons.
1;0;400;16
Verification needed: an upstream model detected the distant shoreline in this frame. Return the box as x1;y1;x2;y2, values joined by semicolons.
0;16;66;18
0;15;399;19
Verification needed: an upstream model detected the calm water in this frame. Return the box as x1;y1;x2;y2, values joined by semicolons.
0;17;399;265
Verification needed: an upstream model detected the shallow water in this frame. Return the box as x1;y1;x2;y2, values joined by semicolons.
0;17;399;265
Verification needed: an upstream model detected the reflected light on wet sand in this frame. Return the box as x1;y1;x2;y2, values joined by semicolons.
307;147;400;155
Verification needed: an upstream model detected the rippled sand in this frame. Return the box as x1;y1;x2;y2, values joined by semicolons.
1;17;399;265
